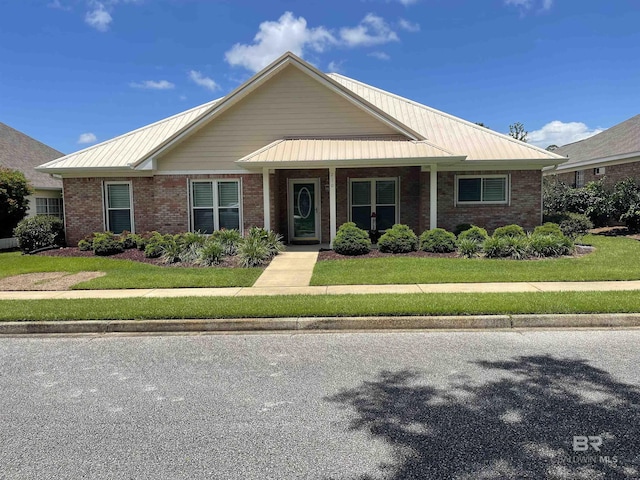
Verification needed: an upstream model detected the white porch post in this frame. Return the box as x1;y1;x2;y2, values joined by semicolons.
262;167;270;231
329;167;337;247
430;164;438;230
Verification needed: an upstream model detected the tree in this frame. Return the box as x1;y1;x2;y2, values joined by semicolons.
474;122;490;129
546;144;559;151
508;122;528;142
0;167;33;238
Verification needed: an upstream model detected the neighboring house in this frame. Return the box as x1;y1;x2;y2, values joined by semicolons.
37;52;564;246
0;122;64;220
547;114;640;187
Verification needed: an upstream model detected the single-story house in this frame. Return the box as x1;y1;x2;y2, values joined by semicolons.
37;52;565;246
547;114;640;187
0;122;64;220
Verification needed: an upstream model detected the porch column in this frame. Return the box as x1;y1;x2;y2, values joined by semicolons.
262;167;270;231
329;167;337;247
430;164;438;230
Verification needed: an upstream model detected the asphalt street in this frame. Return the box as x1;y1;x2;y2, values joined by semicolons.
1;329;640;479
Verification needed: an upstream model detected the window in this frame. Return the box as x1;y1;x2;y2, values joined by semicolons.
575;170;585;188
191;180;241;233
594;167;605;176
456;175;509;205
104;182;133;234
36;197;63;219
349;178;398;231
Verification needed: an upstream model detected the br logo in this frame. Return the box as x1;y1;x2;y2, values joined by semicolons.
573;436;603;452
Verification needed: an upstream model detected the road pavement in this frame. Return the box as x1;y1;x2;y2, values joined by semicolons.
1;330;639;479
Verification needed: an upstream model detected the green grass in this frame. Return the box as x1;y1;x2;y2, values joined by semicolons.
311;235;640;285
0;251;262;289
1;291;640;321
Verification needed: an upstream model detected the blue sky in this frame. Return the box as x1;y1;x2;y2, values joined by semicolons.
1;0;639;154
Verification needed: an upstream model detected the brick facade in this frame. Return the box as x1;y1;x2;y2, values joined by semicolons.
63;168;543;245
553;160;640;187
63;174;264;245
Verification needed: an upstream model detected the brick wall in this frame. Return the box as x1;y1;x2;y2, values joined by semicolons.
63;173;264;245
552;160;640;187
434;170;542;233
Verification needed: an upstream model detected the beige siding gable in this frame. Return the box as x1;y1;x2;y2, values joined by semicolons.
158;65;398;171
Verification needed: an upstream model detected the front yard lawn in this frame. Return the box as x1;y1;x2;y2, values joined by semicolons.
0;251;262;289
1;290;640;321
311;235;640;285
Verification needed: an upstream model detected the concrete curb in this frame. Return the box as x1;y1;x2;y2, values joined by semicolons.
2;314;640;335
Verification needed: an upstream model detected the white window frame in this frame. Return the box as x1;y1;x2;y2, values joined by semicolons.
455;174;510;206
104;181;134;233
189;179;243;234
36;197;63;219
575;170;585;188
594;167;605;176
348;177;400;231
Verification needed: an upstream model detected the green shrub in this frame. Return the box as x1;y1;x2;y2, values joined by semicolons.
533;223;563;237
529;234;574;258
178;231;206;249
144;242;163;258
196;239;225;266
92;232;124;256
419;228;457;253
160;236;183;264
238;235;270;267
453;223;473;236
377;224;418;253
493;224;525;238
333;222;371;256
119;230;137;249
211;229;243;256
13;215;65;253
457;238;481;258
133;232;155;251
245;227;284;258
457;225;489;243
558;213;593;240
77;239;92;251
1;167;33;238
620;205;640;233
482;236;509;258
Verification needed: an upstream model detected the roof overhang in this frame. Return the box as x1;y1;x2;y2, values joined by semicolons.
235;137;465;169
34;166;153;177
548;151;640;174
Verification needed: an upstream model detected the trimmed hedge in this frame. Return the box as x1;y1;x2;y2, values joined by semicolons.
457;225;489;243
13;215;65;253
333;222;371;256
419;228;457;253
377;224;418;253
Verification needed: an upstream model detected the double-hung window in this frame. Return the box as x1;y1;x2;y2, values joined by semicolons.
575;170;585;188
456;175;509;205
36;197;63;219
104;182;133;234
349;178;398;231
191;180;241;233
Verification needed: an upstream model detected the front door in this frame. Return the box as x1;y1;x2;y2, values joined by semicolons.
289;179;320;243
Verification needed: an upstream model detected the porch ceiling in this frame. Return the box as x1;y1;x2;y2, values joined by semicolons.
236;137;466;169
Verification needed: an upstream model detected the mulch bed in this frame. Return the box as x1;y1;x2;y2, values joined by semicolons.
37;247;244;268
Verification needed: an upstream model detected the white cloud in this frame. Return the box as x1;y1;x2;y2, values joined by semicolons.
504;0;553;11
48;0;71;11
78;132;97;144
129;80;175;90
85;2;112;31
340;13;399;47
225;12;336;73
528;121;604;148
397;0;418;5
327;60;345;73
398;18;420;32
368;51;391;60
188;70;219;91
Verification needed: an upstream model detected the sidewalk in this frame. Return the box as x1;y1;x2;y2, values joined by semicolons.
1;280;640;300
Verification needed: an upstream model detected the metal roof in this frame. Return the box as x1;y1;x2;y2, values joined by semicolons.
37;98;222;172
0;122;63;189
236;137;461;167
327;73;564;162
37;52;565;174
553;114;640;170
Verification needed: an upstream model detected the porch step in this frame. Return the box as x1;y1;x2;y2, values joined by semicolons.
253;251;319;287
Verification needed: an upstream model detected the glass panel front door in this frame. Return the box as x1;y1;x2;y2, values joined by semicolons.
292;182;317;240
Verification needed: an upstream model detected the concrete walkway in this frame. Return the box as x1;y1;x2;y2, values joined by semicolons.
1;280;640;300
252;251;319;288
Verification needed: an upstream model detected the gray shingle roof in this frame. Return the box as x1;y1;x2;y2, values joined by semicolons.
0;122;63;189
554;114;640;167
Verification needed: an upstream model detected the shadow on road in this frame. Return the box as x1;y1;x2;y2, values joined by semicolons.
326;355;640;479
